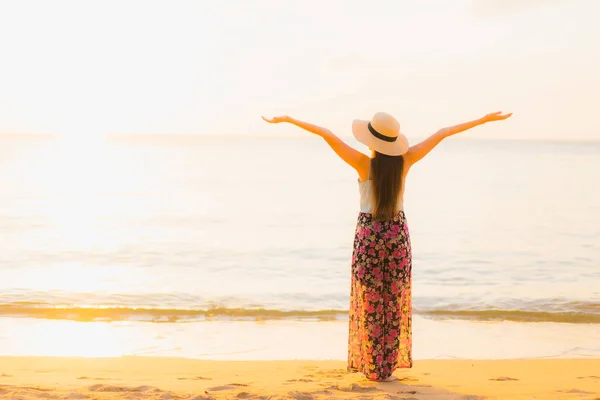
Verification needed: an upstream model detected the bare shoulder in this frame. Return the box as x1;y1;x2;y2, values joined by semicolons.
357;154;371;181
403;152;415;172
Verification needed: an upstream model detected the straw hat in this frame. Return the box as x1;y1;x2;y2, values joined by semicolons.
352;112;409;156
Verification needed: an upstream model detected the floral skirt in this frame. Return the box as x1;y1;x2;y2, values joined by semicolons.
347;211;413;380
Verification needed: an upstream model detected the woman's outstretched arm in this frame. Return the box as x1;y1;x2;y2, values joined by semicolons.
405;111;512;167
262;115;370;178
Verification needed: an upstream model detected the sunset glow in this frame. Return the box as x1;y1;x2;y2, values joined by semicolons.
0;0;599;140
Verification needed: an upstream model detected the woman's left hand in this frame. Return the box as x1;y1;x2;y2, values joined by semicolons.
481;111;513;123
262;115;289;124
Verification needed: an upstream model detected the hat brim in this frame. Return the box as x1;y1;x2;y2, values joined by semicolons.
352;119;409;156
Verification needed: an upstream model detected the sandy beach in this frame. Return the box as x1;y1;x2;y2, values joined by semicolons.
0;357;598;399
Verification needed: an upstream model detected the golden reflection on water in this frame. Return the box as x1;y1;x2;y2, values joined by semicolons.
41;136;140;251
2;135;598;359
41;135;168;242
23;262;121;294
22;321;131;357
15;135;161;295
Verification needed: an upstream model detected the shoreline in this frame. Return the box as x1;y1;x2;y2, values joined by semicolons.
1;305;598;324
2;316;598;361
0;356;598;399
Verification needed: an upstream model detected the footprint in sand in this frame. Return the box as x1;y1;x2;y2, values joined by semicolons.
177;376;213;381
158;393;182;400
316;369;346;379
207;383;249;391
285;378;314;384
19;386;53;392
577;375;600;380
397;376;419;382
489;376;519;381
65;394;89;399
88;384;162;393
557;389;595;395
287;391;315;400
0;373;12;377
398;390;418;395
327;383;380;393
77;376;112;381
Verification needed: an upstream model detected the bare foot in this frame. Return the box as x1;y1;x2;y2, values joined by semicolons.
375;375;398;382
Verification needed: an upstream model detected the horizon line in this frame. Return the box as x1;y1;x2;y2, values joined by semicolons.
0;132;599;144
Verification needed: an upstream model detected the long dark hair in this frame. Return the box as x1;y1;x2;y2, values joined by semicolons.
370;151;404;221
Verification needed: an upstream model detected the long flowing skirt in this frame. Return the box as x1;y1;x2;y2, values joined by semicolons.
347;211;413;380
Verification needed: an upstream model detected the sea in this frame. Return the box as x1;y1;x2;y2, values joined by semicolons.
0;134;598;360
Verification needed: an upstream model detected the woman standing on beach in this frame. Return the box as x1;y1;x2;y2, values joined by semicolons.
262;110;512;381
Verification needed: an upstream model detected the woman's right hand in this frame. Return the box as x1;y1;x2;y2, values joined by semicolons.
481;111;513;123
262;115;290;124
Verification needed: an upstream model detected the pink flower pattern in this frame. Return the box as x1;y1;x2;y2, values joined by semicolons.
347;211;412;381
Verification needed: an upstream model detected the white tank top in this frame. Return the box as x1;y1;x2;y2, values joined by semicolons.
358;179;404;213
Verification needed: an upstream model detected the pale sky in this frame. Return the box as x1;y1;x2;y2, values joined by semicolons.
0;0;599;140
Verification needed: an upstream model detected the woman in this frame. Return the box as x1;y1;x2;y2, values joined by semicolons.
262;110;512;381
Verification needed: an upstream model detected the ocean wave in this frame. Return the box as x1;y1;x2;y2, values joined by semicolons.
418;309;600;324
0;304;347;322
0;303;598;323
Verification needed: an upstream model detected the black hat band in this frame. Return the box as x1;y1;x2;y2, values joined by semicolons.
368;122;397;142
